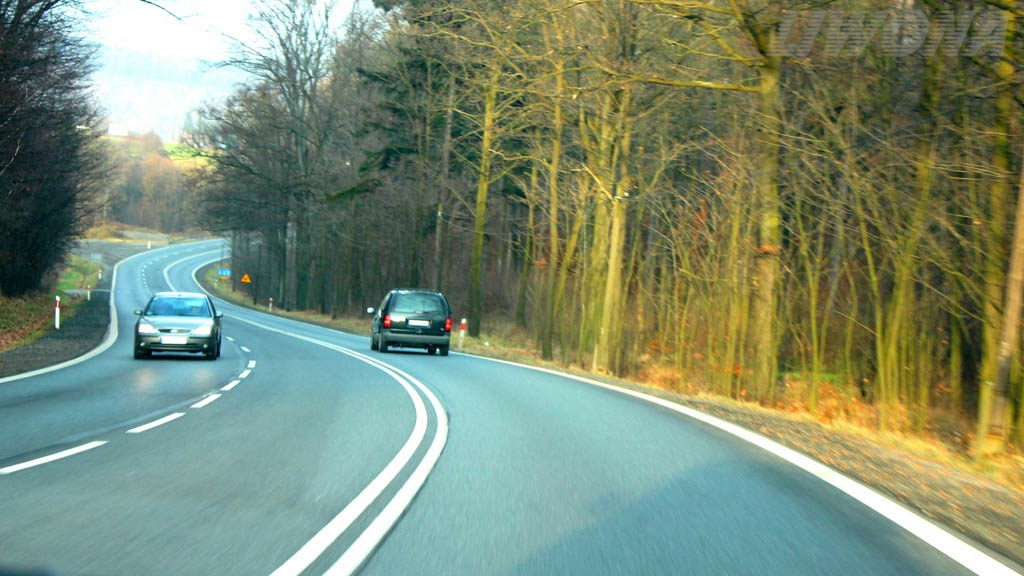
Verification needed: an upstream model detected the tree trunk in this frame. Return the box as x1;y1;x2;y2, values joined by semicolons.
596;194;628;372
595;85;633;373
516;165;538;327
468;66;500;337
434;79;455;291
541;60;565;360
750;61;782;403
977;9;1017;451
976;140;1024;455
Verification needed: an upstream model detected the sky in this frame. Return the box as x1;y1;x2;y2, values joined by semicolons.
85;0;355;142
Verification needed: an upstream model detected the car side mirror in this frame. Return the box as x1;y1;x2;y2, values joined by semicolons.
134;309;142;316
366;307;375;315
215;312;223;318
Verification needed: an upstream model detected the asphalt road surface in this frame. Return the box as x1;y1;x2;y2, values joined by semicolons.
0;240;1016;576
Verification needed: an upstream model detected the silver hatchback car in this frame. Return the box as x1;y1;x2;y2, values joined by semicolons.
133;292;222;359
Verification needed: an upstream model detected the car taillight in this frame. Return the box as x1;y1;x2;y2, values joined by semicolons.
445;317;452;332
383;314;391;328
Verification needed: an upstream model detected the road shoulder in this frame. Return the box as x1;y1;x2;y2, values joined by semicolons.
0;241;147;378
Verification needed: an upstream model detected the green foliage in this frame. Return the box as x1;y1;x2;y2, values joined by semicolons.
56;255;96;293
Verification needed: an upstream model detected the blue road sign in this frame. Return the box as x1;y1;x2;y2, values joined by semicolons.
218;268;231;278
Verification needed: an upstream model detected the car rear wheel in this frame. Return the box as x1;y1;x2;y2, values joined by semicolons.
439;345;449;356
379;334;389;353
371;335;379;351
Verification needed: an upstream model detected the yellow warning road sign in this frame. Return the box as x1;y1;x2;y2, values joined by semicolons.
240;273;252;284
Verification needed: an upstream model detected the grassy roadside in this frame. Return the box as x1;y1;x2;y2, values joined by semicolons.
197;261;1024;493
0;254;96;353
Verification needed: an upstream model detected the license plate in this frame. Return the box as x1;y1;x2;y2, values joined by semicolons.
161;335;188;345
408;319;430;327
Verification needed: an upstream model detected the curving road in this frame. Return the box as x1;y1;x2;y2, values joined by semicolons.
0;240;1017;575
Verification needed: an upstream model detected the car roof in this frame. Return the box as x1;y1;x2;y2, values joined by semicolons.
391;288;444;295
151;291;209;299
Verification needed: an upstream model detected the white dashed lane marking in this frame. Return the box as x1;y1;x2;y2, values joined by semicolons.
241;346;251;353
238;369;251;379
126;413;185;434
191;394;221;409
222;380;240;391
0;441;108;475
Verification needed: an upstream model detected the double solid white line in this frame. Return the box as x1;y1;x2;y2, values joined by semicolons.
215;315;447;576
190;255;448;576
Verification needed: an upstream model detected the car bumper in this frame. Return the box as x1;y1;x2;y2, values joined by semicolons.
382;332;450;347
136;335;217;353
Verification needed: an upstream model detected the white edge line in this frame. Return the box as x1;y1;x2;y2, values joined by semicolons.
454;353;1021;576
247;359;256;368
126;412;185;434
222;380;241;391
238;369;251;379
191;394;221;409
0;441;108;475
188;254;1015;576
0;241;215;385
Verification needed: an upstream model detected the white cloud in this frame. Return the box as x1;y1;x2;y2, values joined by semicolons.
84;0;355;141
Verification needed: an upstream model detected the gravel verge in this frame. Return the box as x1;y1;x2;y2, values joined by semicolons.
0;241;149;378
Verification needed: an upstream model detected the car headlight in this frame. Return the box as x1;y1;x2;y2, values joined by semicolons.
192;323;213;337
137;322;157;334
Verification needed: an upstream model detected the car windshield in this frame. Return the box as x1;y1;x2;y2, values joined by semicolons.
391;293;443;314
145;297;210;318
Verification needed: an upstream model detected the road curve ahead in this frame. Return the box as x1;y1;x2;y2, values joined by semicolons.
0;240;1016;576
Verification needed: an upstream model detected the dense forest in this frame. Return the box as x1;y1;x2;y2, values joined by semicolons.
104;132;203;234
196;0;1024;452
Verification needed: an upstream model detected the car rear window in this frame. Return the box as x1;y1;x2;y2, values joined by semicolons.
391;293;444;314
146;297;211;317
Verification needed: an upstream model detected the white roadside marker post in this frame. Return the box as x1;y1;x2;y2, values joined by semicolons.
54;295;60;330
269;297;274;313
147;240;152;250
459;318;467;351
86;285;91;301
